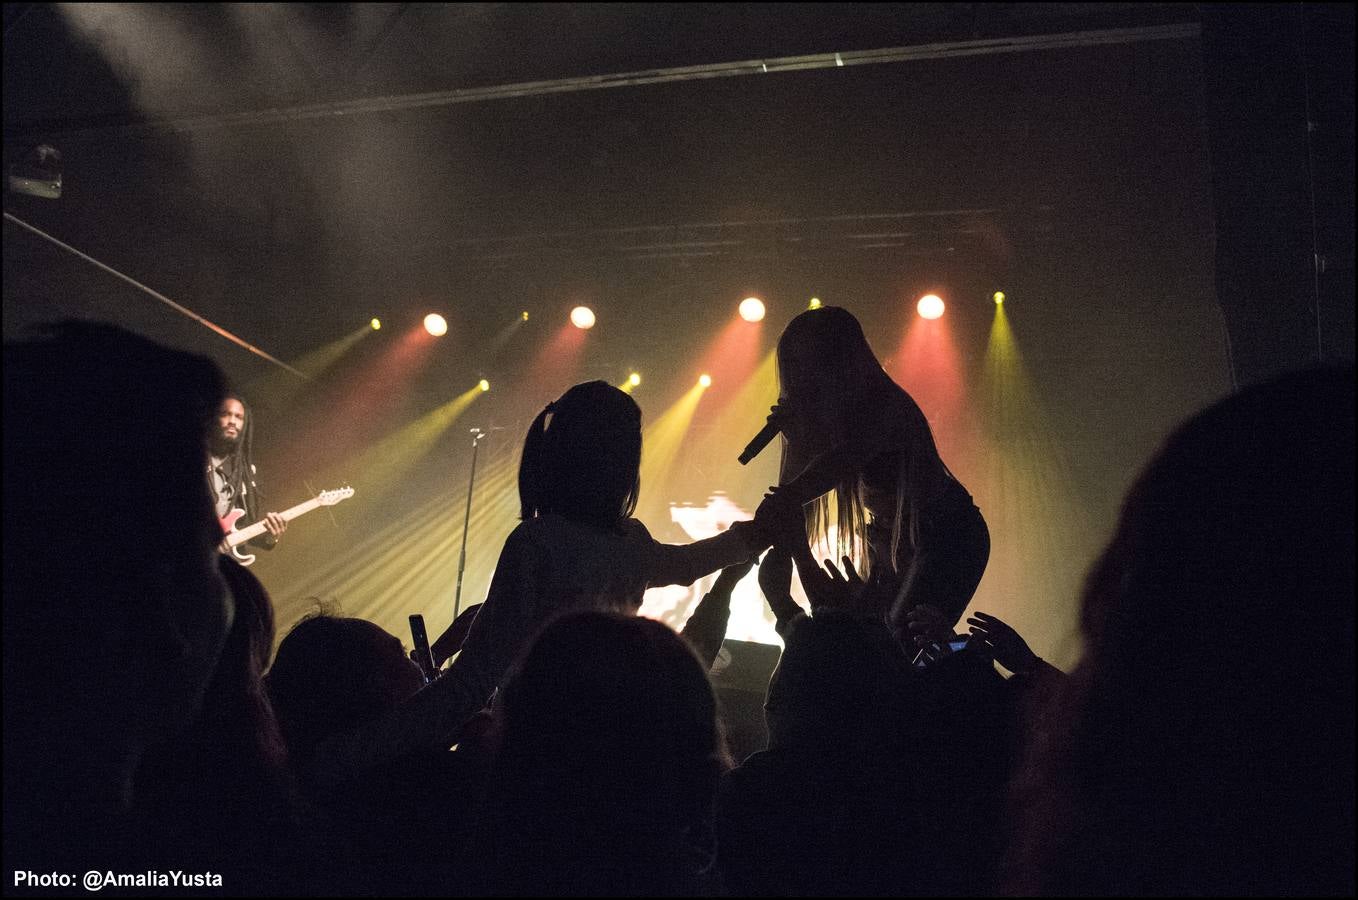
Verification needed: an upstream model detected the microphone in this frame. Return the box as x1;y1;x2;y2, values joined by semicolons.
738;420;780;465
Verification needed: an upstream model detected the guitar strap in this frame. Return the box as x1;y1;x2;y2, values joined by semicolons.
207;455;235;518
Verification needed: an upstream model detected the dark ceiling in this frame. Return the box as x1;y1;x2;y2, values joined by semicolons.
5;3;1199;131
3;3;1206;367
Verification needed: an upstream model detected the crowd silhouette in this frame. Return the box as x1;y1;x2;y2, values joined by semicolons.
3;315;1352;896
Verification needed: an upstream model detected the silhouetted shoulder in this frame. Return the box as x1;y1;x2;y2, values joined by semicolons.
619;516;653;542
518;513;652;547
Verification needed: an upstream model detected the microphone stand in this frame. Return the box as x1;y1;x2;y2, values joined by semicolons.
453;428;487;621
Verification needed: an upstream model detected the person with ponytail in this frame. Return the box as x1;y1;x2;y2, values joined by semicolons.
312;381;769;786
432;380;769;668
756;307;990;653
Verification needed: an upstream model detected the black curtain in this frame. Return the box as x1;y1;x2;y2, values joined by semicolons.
1201;2;1355;388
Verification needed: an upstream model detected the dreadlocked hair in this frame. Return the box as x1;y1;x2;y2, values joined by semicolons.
220;391;262;521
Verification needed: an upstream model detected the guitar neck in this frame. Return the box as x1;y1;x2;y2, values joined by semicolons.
224;497;323;548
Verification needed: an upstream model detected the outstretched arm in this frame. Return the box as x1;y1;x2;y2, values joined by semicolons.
648;519;769;588
682;558;756;670
429;602;484;668
756;547;806;639
310;528;542;785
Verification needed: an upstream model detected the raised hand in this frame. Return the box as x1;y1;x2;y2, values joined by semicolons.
756;547;803;636
766;402;800;443
726;518;772;557
757;546;794;601
817;555;864;610
754;485;803;543
711;556;757;595
430;602;484;667
966;611;1040;675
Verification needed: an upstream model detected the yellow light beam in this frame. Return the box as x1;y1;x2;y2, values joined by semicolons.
269;441;525;652
318;384;485;502
977;300;1090;669
247;323;375;404
639;381;706;516
269;486;453;602
483;314;529;361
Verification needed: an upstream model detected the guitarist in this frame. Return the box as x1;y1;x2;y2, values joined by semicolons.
208;392;286;554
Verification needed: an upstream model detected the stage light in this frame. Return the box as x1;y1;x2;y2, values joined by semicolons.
424;313;448;336
479;379;491;392
993;291;1005;305
698;373;712;388
370;318;382;331
570;306;596;330
739;297;766;322
521;310;530;321
629;372;642;387
808;297;822;310
917;295;945;320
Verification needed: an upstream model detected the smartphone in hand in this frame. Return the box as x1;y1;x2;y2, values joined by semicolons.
409;614;438;684
912;635;971;668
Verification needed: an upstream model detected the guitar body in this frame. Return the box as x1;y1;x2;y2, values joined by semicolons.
218;508;257;567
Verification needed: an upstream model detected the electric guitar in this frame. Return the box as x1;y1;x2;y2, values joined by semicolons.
219;486;354;566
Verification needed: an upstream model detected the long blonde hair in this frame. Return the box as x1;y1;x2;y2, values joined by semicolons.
776;307;945;577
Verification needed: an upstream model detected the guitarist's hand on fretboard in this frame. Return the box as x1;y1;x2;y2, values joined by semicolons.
262;512;288;539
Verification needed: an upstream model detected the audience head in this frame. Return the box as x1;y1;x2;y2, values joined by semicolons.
215;556;278;702
764;609;906;752
266;609;424;771
467;612;728;895
189;556;287;781
140;557;285;780
3;321;232;787
1011;365;1355;895
518;380;642;529
134;556;292;878
496;611;727;819
1082;366;1354;663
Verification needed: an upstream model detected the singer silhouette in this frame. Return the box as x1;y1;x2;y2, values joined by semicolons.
754;307;989;650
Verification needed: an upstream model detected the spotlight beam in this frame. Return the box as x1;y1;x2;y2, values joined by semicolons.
639;381;707;514
247;322;375;404
315;383;485;501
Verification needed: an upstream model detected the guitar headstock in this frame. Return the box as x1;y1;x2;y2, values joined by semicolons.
318;486;355;506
